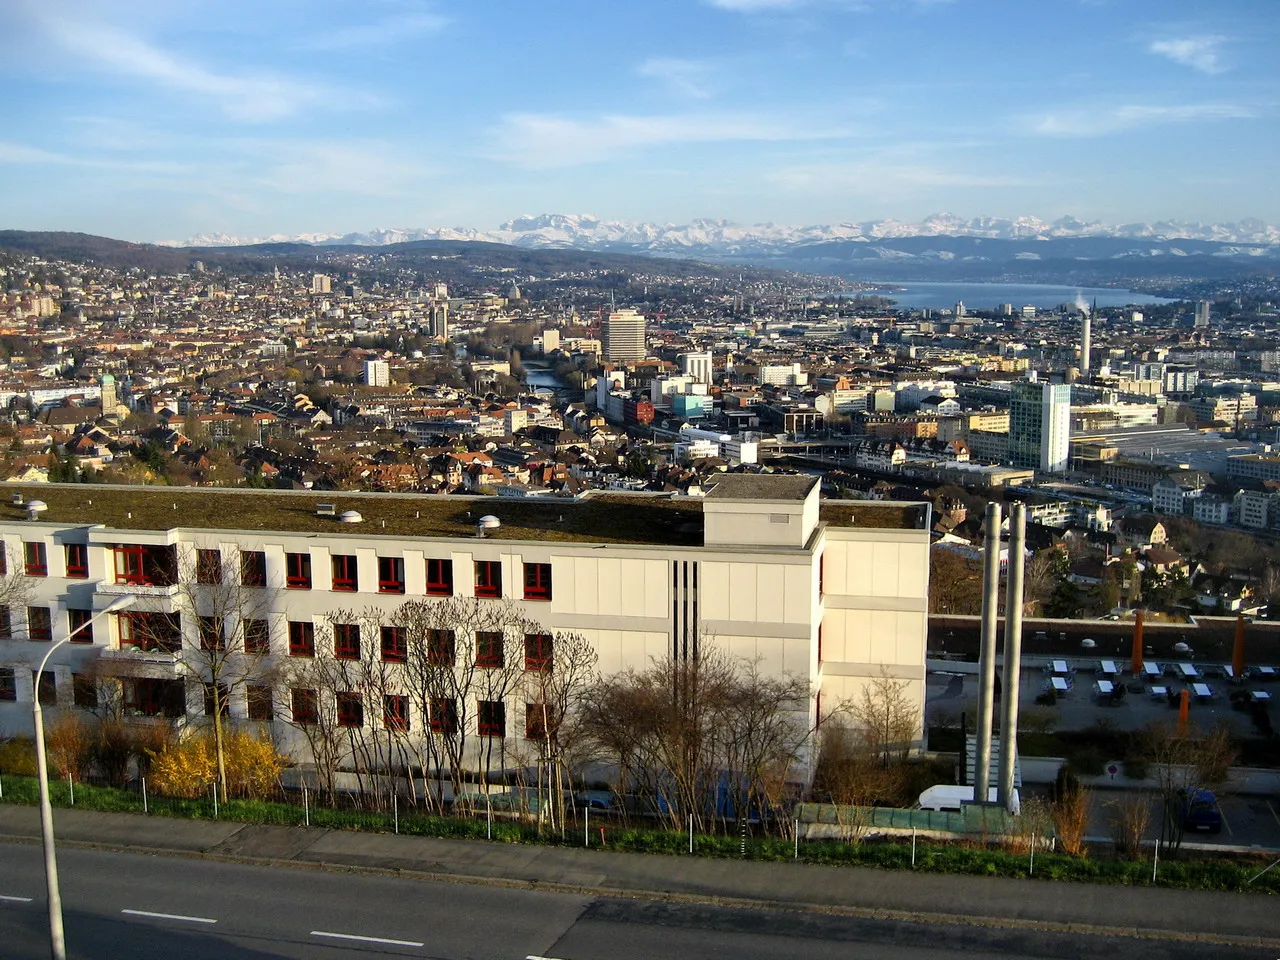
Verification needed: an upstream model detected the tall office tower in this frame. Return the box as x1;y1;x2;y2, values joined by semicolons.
1009;381;1071;474
1194;300;1211;329
604;308;647;363
429;302;449;340
954;300;966;318
1080;309;1092;380
364;360;390;387
433;282;449;299
312;274;332;294
681;351;713;384
542;329;561;353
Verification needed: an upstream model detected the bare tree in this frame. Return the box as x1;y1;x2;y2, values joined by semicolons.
1138;720;1237;854
849;668;919;766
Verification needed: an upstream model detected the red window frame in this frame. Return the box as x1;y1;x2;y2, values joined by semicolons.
474;560;502;599
525;702;560;741
425;558;453;596
199;615;225;651
378;556;405;594
0;668;15;702
33;670;56;706
240;550;267;587
380;625;407;664
285;552;312;589
113;545;146;585
426;629;455;667
477;700;505;737
27;606;52;642
336;691;363;728
475;631;504;669
68;608;94;644
64;543;89;579
24;542;47;577
291;688;318;724
429;697;457;735
524;633;553;673
0;606;13;640
383;694;409;732
196;548;223;584
331;554;358;592
288;620;315;658
243;618;270;655
333;623;360;660
0;542;7;576
117;611;181;653
523;562;552;601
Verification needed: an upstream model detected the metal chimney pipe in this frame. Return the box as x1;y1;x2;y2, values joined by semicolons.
998;503;1026;813
974;502;1002;803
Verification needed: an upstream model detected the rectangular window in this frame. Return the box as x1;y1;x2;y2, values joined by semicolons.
24;541;47;577
524;633;553;673
68;608;94;644
196;548;223;584
380;625;407;664
525;703;560;741
285;552;312;589
474;560;502;599
426;629;455;667
198;615;225;651
429;697;457;735
33;670;56;706
243;619;270;655
123;678;185;718
0;606;10;640
383;694;409;732
240;550;267;587
0;542;6;576
288;620;315;658
117;612;182;653
203;682;230;718
475;631;505;669
378;556;405;594
64;543;89;579
113;544;176;586
73;674;98;709
0;667;15;702
28;606;52;643
425;558;453;596
477;700;505;737
331;554;358;591
336;691;363;728
291;688;318;725
247;684;273;721
523;562;552;602
333;623;360;660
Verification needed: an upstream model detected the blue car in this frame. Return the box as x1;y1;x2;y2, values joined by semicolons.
1182;789;1222;834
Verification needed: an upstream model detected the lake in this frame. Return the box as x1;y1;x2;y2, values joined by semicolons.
846;281;1175;312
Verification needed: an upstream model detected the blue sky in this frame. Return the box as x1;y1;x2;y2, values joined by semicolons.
0;0;1276;241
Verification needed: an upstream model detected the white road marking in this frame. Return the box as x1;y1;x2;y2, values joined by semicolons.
121;909;217;924
527;956;569;960
311;931;425;948
0;896;34;903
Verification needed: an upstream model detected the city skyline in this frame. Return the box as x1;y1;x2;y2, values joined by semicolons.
1;0;1276;241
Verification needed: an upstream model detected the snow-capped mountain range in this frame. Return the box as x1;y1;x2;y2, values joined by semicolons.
166;213;1280;254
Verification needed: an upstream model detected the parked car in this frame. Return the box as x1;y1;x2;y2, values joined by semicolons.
1182;788;1222;834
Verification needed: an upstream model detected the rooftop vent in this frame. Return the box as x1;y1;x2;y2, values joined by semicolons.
316;503;336;517
1173;641;1191;655
1080;637;1096;650
475;515;500;538
338;510;363;524
11;493;24;506
25;500;47;520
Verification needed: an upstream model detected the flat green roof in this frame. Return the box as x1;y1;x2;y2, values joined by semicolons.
3;484;705;547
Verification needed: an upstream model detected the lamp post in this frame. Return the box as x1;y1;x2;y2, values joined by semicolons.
33;594;135;960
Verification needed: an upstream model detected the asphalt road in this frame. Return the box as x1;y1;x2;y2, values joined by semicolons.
0;844;1265;960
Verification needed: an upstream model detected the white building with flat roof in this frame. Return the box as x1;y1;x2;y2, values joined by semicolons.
0;478;931;779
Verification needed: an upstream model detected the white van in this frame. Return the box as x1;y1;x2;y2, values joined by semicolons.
917;784;1020;815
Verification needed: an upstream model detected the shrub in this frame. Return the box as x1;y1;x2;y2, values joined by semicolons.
44;714;94;781
148;738;217;798
148;732;285;800
0;738;38;776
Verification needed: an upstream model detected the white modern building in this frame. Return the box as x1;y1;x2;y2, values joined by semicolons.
603;309;647;364
0;479;931;777
681;351;713;385
364;360;390;387
1009;381;1071;474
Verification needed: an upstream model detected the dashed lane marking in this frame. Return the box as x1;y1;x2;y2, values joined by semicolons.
122;909;217;924
311;931;425;948
0;896;33;904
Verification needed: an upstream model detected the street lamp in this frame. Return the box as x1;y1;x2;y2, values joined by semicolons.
33;593;135;960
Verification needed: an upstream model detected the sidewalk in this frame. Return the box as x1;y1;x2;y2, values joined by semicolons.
2;806;1277;946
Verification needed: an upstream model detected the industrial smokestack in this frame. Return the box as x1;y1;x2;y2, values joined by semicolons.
1081;309;1092;381
998;503;1026;813
974;502;1002;802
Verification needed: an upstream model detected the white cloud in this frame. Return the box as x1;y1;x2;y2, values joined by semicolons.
1149;35;1227;74
489;113;835;168
297;3;449;51
1026;102;1256;138
637;58;715;99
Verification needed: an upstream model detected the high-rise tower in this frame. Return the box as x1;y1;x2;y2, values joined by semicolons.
603;309;647;364
1009;381;1071;474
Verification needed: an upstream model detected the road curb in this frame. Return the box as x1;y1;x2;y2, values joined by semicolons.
3;831;1277;950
